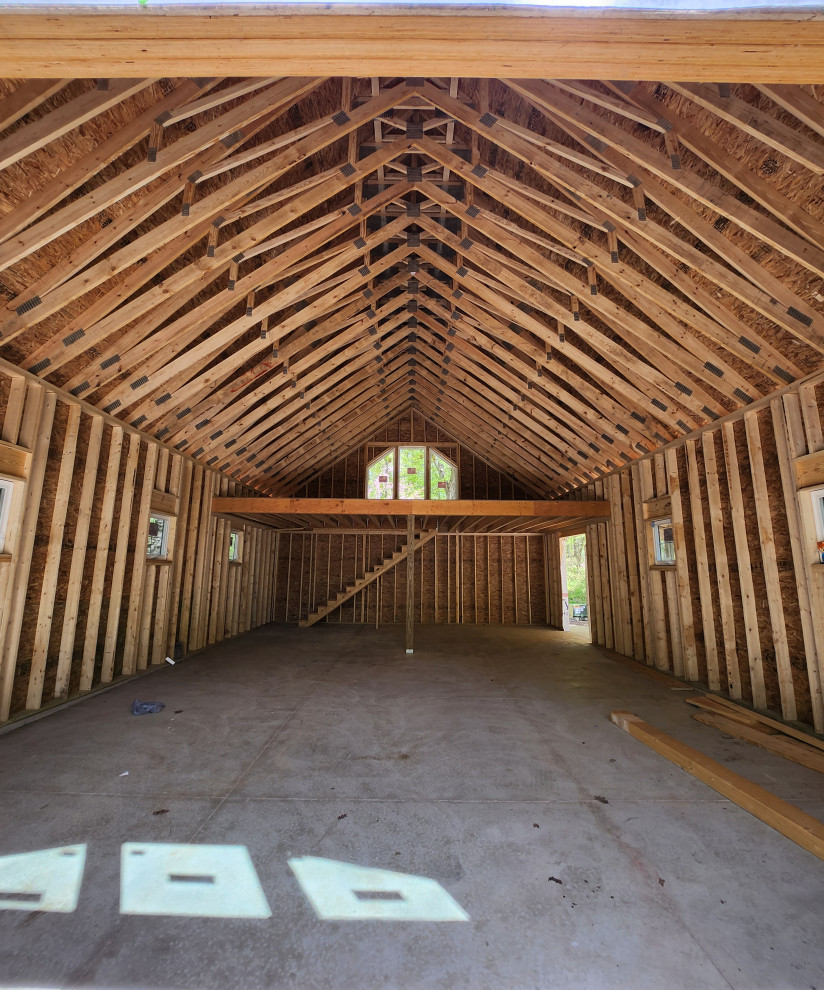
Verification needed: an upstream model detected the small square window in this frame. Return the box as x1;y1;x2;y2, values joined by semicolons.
651;517;675;566
229;530;243;563
0;479;14;553
147;513;170;559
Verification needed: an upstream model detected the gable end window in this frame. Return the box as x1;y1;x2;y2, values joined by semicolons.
366;445;459;500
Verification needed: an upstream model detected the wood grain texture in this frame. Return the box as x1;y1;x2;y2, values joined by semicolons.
2;13;824;81
611;711;824;862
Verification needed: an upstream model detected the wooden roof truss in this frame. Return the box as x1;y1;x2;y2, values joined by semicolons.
0;74;822;496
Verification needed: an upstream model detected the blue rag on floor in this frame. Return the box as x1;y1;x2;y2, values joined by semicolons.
130;699;165;715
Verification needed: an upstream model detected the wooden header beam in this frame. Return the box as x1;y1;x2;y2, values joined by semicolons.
211;497;610;518
1;11;824;81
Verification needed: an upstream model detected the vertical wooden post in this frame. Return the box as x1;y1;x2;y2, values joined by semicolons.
619;472;644;660
744;410;796;720
100;432;141;683
498;534;504;623
176;463;201;646
208;516;228;644
122;441;158;676
447;532;452;623
484;536;490;626
526;537;532;625
28;403;82;709
55;416;104;698
513;536;519;625
799;381;824;452
272;532;281;623
665;446;698;681
284;532;293;621
406;514;414;653
586;524;599;643
165;457;194;656
137;567;157;670
240;526;255;634
434;535;439;624
685;439;721;691
543;534;551;626
474;534;479;623
702;429;741;699
629;462;655;665
80;425;123;690
637;459;668;669
0;387;54;720
722;421;767;709
191;472;217;650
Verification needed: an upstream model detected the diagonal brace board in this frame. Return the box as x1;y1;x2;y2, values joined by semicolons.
300;529;437;628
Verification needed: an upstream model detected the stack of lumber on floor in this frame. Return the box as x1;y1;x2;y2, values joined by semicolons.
611;710;824;862
688;695;824;775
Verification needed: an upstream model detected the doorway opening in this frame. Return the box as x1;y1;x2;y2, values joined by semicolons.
560;534;589;640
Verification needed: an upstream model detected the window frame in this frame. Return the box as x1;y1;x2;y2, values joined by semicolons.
365;447;397;501
397;444;427;500
650;516;676;567
365;444;459;500
146;511;172;561
229;528;243;564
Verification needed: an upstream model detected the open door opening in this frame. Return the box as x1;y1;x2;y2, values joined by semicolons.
561;534;589;641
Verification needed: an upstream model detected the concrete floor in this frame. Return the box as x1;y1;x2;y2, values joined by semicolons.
0;623;822;990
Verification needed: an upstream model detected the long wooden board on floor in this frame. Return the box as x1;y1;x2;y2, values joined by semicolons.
691;710;824;775
610;711;824;863
687;694;824;754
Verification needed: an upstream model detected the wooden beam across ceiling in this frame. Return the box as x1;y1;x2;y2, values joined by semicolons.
2;10;824;82
211;497;611;519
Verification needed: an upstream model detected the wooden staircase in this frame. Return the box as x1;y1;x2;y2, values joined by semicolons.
299;529;437;628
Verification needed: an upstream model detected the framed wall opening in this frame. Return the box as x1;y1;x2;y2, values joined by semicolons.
560;533;589;641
